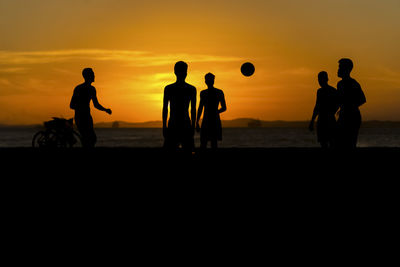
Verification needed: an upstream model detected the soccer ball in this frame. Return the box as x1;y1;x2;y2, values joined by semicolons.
241;62;255;77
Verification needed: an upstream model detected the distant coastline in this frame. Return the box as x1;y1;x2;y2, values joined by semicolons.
1;118;400;129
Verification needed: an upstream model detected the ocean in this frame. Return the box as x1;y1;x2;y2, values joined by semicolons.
1;127;399;148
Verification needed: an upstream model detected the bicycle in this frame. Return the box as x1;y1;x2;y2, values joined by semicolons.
32;117;82;148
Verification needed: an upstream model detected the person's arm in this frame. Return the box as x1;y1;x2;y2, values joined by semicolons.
336;82;344;116
190;87;197;134
162;87;169;138
218;91;227;114
92;88;112;114
196;94;204;132
358;84;366;107
70;88;77;110
309;91;320;131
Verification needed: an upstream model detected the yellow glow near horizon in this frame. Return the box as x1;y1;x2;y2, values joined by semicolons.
0;0;399;124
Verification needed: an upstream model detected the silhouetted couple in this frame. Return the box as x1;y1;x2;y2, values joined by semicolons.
70;68;112;148
162;61;227;151
309;58;366;149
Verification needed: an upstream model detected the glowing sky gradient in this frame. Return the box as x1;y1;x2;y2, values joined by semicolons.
0;0;399;124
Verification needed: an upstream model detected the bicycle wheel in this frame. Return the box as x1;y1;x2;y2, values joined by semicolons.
67;130;82;148
33;129;61;148
32;131;48;148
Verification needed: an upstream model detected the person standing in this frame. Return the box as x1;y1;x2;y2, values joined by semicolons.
70;68;112;148
162;61;197;151
196;73;227;149
309;71;339;148
336;58;366;148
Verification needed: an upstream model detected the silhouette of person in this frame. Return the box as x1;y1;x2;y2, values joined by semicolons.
70;68;112;148
196;73;227;149
336;58;366;148
309;71;339;148
162;61;196;151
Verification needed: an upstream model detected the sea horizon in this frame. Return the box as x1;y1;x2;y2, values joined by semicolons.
2;118;400;129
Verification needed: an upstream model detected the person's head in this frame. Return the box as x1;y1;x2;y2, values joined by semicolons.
338;58;353;78
318;71;329;87
205;72;215;87
82;68;95;83
174;61;188;81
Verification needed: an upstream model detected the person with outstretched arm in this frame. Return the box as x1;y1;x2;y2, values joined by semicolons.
70;68;112;148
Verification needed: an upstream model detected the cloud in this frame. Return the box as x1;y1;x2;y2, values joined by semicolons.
366;66;400;86
280;67;314;76
0;67;27;73
0;49;243;67
0;78;12;86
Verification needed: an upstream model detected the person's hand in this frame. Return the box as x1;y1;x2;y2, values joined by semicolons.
196;123;200;133
106;109;112;115
309;122;314;132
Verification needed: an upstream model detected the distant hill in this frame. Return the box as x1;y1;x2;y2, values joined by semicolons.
95;121;162;128
221;118;309;128
93;119;400;128
94;118;301;128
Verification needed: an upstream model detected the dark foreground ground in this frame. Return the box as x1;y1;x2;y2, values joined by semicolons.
1;147;398;263
1;146;399;173
1;147;399;190
2;147;398;206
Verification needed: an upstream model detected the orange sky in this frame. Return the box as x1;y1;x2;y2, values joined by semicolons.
0;0;399;124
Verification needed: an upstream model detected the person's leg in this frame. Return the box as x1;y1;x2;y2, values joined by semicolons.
350;125;360;148
163;127;180;150
352;115;362;148
75;115;90;148
211;139;218;149
179;124;194;153
200;140;207;149
336;115;349;148
200;133;207;149
182;136;195;153
344;113;361;148
328;138;336;149
87;115;96;148
87;129;97;148
164;137;179;150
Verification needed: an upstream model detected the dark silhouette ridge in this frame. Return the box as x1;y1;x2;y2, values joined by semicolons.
309;71;339;148
162;61;196;151
336;58;366;148
196;73;227;149
70;68;112;148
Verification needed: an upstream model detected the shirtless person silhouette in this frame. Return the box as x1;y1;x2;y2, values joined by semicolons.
162;61;197;151
336;58;366;148
309;71;339;148
196;73;227;149
70;68;112;147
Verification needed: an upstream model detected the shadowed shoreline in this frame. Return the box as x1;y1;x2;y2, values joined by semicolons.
2;147;398;213
2;146;398;256
2;147;399;177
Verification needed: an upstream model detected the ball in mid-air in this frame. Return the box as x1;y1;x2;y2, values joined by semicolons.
241;62;255;77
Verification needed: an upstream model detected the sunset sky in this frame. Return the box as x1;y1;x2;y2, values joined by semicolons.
0;0;399;125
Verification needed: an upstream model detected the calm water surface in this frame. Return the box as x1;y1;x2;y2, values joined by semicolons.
1;127;399;148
